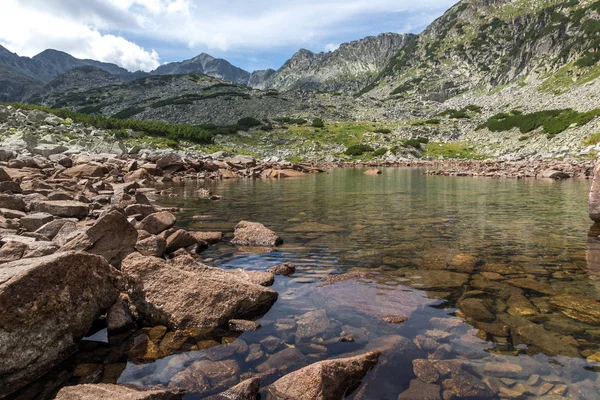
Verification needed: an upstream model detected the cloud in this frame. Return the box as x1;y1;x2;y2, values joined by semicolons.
0;0;457;71
0;0;161;71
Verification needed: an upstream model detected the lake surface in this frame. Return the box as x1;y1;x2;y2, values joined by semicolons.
118;167;600;399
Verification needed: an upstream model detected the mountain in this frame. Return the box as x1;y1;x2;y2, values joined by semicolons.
0;45;133;84
253;33;415;93
27;66;123;106
0;64;43;102
363;0;600;100
32;49;132;79
151;53;251;84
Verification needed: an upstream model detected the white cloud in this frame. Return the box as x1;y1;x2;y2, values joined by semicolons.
0;0;161;71
0;0;457;71
325;43;340;52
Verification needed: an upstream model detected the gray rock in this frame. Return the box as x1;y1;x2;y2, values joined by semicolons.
19;213;53;232
0;252;119;396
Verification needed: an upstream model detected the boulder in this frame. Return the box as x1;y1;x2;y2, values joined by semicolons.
233;269;275;287
205;377;260;400
19;213;53;232
231;221;283;247
107;296;135;334
35;219;76;240
168;359;240;393
157;154;185;172
269;262;296;276
0;194;25;211
55;383;183;400
364;168;382;175
0;180;22;193
0;167;12;182
540;169;570;179
165;229;198;253
550;294;600;325
0;252;119;395
63;164;107;178
122;254;278;329
30;200;90;218
267;351;380;400
137;211;177;235
136;235;167;258
398;379;442;400
62;210;138;266
0;241;28;263
189;231;223;245
590;161;600;221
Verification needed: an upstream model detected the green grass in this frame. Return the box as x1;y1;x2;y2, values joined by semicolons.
478;108;600;137
345;144;374;156
583;133;600;146
425;142;485;159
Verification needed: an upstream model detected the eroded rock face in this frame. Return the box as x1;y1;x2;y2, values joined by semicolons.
267;351;380;400
0;252;119;395
62;210;138;266
231;221;283;247
122;254;278;329
55;383;183;400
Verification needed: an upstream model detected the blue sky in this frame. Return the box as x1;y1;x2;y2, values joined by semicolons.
0;0;457;72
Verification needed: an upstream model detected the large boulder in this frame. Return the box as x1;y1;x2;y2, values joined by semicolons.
122;254;278;329
137;211;177;235
267;351;380;400
30;200;90;219
0;194;25;211
590;161;600;221
205;377;260;400
62;211;138;266
231;221;283;247
0;252;119;395
55;383;183;400
62;164;107;178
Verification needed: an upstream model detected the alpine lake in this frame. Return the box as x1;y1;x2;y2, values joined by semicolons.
70;167;600;399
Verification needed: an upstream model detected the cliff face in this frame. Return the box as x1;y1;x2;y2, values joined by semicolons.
252;33;416;93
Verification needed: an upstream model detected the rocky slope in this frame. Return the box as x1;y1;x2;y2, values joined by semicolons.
254;33;415;93
0;64;43;102
365;0;600;100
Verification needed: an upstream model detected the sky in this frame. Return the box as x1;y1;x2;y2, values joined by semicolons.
0;0;457;73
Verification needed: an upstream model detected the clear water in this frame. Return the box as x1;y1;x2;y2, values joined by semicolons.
117;168;600;399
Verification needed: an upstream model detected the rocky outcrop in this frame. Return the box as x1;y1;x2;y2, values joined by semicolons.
256;33;414;94
231;221;283;247
266;351;380;400
55;383;183;400
0;251;119;395
62;210;138;266
122;254;278;329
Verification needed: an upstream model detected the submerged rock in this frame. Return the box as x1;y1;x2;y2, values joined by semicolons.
168;359;240;394
269;262;296;276
204;378;260;400
122;254;278;329
267;351;380;400
55;383;183;399
550;294;600;325
0;252;119;395
398;379;442;400
231;220;283;247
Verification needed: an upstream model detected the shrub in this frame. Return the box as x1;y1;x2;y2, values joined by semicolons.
374;128;392;134
236;117;262;131
478;108;600;137
372;148;388;156
425;119;440;124
312;118;325;128
345;144;374;156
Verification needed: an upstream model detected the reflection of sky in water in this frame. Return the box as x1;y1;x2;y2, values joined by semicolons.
117;168;600;398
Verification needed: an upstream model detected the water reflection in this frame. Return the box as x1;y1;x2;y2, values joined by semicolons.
114;168;600;398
